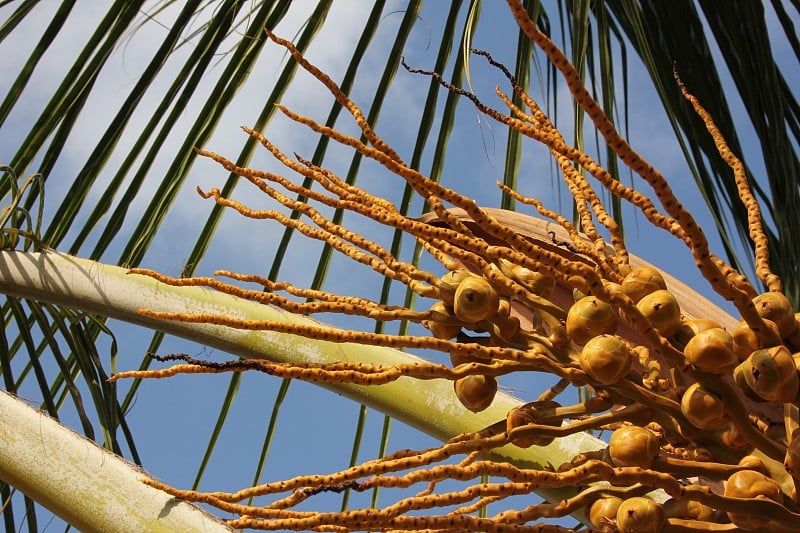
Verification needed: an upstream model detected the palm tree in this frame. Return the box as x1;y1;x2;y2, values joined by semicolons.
1;1;798;530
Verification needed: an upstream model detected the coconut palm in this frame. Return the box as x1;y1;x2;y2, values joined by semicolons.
0;0;798;530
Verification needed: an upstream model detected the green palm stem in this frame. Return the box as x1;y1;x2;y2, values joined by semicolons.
0;250;606;524
0;387;233;533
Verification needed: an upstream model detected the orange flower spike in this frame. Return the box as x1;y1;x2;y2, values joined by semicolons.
212;132;507;290
495;87;626;274
499;84;682;260
505;0;775;333
553;159;626;279
195;146;361;213
113;355;549;389
196;186;440;293
496;182;594;259
269;71;630;298
295;153;399;214
675;67;781;293
216;269;424;307
133;311;582;378
263;28;403;164
143;432;516;503
417;238;461;273
499;181;624;284
405;52;696;273
425;194;475;238
109;364;214;381
128;268;431;322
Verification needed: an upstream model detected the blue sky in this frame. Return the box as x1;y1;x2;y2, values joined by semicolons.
1;0;797;530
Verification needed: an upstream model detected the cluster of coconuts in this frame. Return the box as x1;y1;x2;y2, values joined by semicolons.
569;266;800;531
585;423;679;531
588;495;666;533
587;425;791;531
574;267;800;431
424;264;552;413
428;264;800;418
581;268;800;529
426;262;800;530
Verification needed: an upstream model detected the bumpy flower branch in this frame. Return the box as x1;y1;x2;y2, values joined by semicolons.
115;3;800;531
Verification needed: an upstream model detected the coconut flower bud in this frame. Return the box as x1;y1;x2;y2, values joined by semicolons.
453;275;500;323
738;345;799;403
616;497;665;533
753;291;797;339
670;318;722;350
587;496;623;529
683;327;737;373
608;425;660;468
438;269;472;293
621;267;667;303
497;297;512;317
489;313;520;342
680;382;727;430
724;469;783;530
732;317;783;360
721;423;751;450
426;301;462;340
453;375;497;413
505;403;562;448
566;296;618;346
636;289;682;337
512;265;555;297
579;334;633;385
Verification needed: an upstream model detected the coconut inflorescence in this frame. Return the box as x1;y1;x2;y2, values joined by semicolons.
110;3;800;531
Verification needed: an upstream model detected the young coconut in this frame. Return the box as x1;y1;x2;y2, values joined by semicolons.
636;289;682;337
683;328;737;373
620;266;667;303
453;275;500;323
438;269;472;292
608;425;661;468
724;469;783;530
587;496;623;530
670;317;723;350
579;334;633;385
505;402;562;447
566;295;618;346
453;374;497;413
505;407;540;448
732;317;781;359
753;291;797;339
737;345;800;403
425;301;462;340
615;497;666;533
680;382;727;430
512;265;555;297
662;498;715;522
